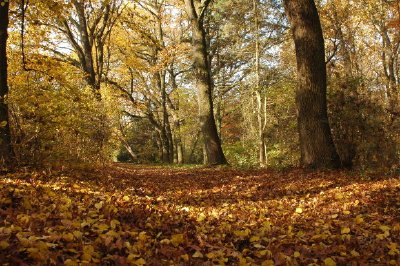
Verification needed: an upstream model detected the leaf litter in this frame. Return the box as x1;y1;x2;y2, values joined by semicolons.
0;165;399;265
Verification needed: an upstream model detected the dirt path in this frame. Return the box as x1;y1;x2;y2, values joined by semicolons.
0;164;399;265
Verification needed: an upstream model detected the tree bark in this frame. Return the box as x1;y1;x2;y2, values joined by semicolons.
283;0;341;168
184;0;227;165
254;0;267;167
0;2;13;167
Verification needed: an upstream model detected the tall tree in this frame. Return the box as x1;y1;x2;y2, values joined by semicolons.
283;0;341;168
253;0;267;167
184;0;227;165
0;0;12;167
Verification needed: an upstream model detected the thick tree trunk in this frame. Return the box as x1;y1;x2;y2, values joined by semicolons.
283;0;341;168
0;2;13;167
185;0;227;165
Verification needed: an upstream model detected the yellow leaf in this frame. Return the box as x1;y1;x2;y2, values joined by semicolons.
181;254;189;262
295;208;303;214
387;242;399;256
138;232;147;242
341;227;350;234
64;259;79;266
72;231;82;239
193;251;204;258
82;245;94;261
335;193;343;199
171;233;184;247
324;257;336;266
197;213;206;222
263;221;272;231
379;225;390;232
63;233;75;242
27;247;44;260
294;251;300;258
134;258;146;266
376;233;386;240
160;238;170;244
81;252;92;262
127;253;140;262
94;202;103;209
111;219;120;229
350;250;360;257
97;223;109;231
355;215;364;224
261;259;274;266
17;214;30;225
250;236;260;242
0;240;9;250
234;229;250;237
343;210;351;215
123;195;130;201
206;252;216;259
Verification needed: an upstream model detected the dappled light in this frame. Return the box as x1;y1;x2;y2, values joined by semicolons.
1;166;399;265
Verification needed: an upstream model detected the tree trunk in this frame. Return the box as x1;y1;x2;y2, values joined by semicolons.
169;68;184;164
283;0;341;168
0;2;13;168
254;0;267;167
381;29;399;111
184;0;227;165
176;132;184;164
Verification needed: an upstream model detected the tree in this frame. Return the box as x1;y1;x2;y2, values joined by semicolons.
0;0;12;167
34;0;122;98
283;0;341;168
184;0;227;165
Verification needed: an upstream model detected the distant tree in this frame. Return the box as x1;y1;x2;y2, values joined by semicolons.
0;1;13;168
283;0;341;168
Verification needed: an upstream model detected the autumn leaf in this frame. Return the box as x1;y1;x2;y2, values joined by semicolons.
193;251;204;258
324;257;336;266
0;241;9;250
171;233;184;247
341;227;350;234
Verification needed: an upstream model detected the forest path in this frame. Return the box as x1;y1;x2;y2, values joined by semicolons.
0;164;399;265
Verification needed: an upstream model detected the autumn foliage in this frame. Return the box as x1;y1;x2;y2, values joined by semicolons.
1;165;399;265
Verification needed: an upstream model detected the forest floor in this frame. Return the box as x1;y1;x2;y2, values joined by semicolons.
0;164;399;265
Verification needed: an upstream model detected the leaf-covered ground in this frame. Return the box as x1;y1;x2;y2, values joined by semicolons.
0;165;399;265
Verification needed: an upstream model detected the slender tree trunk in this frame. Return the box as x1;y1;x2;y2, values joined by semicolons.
254;0;267;167
283;0;341;168
381;29;399;111
169;68;184;164
154;7;174;164
120;137;138;161
184;0;227;165
157;71;173;163
176;131;184;164
0;2;13;168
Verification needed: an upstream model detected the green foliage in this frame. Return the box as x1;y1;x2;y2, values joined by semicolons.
224;142;258;167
